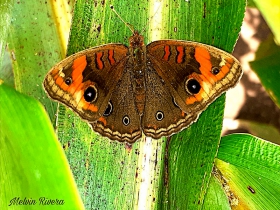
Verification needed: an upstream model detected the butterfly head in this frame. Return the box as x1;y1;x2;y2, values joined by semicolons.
129;31;144;48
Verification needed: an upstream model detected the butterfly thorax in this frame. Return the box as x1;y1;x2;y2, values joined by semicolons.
128;31;146;116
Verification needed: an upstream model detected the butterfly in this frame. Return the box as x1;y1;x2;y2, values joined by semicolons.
44;30;242;143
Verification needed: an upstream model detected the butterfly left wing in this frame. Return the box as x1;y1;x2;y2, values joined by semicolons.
44;44;128;122
147;40;242;117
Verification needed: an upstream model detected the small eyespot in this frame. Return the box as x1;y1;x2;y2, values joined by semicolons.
185;78;201;94
84;86;97;102
155;111;164;121
65;77;72;85
122;115;130;126
212;67;220;75
103;101;113;116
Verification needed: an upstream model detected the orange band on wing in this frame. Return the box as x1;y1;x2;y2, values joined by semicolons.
195;47;234;83
67;55;88;93
98;117;107;126
194;47;212;73
176;46;184;63
53;56;87;91
55;73;69;91
186;94;203;105
163;45;171;61
87;103;98;112
108;49;116;65
72;55;87;86
96;52;104;69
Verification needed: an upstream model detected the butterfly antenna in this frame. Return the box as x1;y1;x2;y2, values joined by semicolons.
110;5;135;33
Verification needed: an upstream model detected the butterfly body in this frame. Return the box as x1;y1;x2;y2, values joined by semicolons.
128;31;146;115
44;31;242;143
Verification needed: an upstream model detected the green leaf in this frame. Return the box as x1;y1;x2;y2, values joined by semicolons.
203;174;231;210
250;35;280;108
253;0;280;44
237;119;280;145
0;81;84;209
216;133;280;209
165;95;226;209
0;0;15;87
247;0;257;7
4;0;74;124
0;50;14;87
0;0;13;68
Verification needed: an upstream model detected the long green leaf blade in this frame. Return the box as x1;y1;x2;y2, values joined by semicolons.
216;134;280;209
0;81;84;209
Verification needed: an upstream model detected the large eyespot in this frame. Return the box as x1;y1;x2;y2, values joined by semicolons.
211;67;220;75
65;77;72;85
103;101;113;116
155;111;164;121
84;86;97;102
122;115;130;126
185;78;201;94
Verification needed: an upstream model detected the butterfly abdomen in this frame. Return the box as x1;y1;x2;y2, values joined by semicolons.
133;76;145;115
130;60;146;115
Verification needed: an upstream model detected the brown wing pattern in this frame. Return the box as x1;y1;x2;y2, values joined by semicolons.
142;64;199;139
141;40;242;139
92;67;142;143
44;44;128;122
147;40;242;115
44;38;242;142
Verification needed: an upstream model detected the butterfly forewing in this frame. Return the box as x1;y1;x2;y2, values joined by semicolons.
44;44;129;122
146;40;242;115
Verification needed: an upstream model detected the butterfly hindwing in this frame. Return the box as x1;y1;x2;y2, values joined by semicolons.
92;67;142;143
142;65;199;139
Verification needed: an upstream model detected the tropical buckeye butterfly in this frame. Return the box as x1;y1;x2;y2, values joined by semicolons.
44;8;242;143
